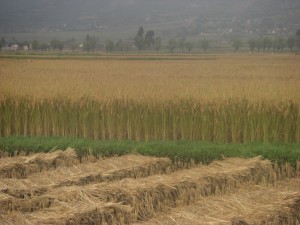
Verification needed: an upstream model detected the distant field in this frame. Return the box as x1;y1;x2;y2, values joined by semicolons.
0;54;299;142
1;54;299;102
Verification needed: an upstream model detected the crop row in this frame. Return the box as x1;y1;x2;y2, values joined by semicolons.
1;96;299;143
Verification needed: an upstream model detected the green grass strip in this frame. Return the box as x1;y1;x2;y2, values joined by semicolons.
0;136;299;166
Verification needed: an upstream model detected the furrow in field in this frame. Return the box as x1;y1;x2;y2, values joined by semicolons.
1;157;275;224
133;178;300;225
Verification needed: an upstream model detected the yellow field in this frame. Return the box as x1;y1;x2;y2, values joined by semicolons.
1;54;299;102
1;55;299;225
0;54;299;142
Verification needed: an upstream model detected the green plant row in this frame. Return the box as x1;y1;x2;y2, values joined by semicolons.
0;136;299;167
1;96;299;143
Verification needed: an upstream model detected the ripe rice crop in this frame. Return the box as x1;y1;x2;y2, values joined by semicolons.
0;96;299;143
0;54;300;143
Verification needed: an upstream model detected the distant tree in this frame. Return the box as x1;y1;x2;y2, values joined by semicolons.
154;37;162;52
144;30;155;49
167;38;177;53
0;37;6;50
248;39;256;52
134;26;145;51
105;39;115;52
66;38;77;52
232;39;242;52
272;38;277;52
287;37;295;52
263;37;272;52
273;37;285;52
32;40;40;51
70;42;78;53
185;41;194;53
50;39;59;51
179;36;186;52
134;36;144;52
255;38;263;52
83;35;97;52
57;41;64;51
137;26;144;37
40;42;49;51
296;29;300;51
267;40;273;52
261;38;266;52
50;39;64;51
200;39;209;52
116;39;125;52
124;41;131;53
278;37;286;52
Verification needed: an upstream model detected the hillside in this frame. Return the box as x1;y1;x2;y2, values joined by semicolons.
0;0;299;39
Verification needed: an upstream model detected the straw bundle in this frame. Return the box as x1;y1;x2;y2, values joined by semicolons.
0;178;47;199
27;154;172;188
0;213;31;225
134;179;300;225
28;187;133;224
1;157;274;223
0;148;79;179
107;157;274;221
2;156;293;225
0;155;172;201
0;201;133;225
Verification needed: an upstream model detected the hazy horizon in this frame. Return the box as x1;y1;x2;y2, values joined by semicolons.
1;0;300;42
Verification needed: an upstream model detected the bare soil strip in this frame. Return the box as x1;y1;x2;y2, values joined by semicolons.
1;157;275;224
134;178;300;225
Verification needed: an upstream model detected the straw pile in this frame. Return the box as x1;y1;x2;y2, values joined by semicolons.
0;148;79;179
0;155;174;213
83;157;274;221
0;154;173;200
1;157;275;224
134;179;300;225
0;201;133;225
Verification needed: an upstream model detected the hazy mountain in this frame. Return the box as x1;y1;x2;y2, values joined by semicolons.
0;0;299;38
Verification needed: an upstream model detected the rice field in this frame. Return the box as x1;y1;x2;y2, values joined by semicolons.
0;53;300;224
0;54;300;142
1;54;300;102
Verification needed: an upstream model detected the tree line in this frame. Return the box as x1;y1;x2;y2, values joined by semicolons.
247;36;299;52
1;28;300;53
134;26;300;53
